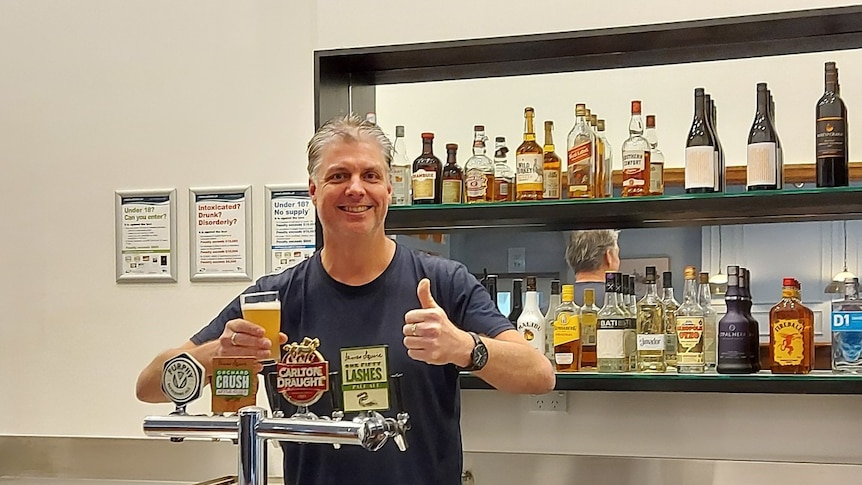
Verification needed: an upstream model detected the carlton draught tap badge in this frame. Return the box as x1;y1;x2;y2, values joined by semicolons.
277;337;330;407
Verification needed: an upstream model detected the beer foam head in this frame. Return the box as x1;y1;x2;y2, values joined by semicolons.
241;300;281;310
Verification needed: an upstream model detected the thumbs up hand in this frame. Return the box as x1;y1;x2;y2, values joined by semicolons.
403;278;474;367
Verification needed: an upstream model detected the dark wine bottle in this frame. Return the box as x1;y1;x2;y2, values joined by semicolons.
747;83;781;190
705;94;725;192
508;278;524;326
816;61;849;187
685;88;718;193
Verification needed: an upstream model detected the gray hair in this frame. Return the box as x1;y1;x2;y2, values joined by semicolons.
565;230;620;274
306;114;393;182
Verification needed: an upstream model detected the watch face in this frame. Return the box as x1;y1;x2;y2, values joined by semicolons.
473;342;489;369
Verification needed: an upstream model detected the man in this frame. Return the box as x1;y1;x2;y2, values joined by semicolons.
136;114;555;485
564;229;621;307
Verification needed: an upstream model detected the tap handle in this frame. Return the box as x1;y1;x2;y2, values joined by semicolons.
328;370;343;413
389;373;406;414
262;362;283;414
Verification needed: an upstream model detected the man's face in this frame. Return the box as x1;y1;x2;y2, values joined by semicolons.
309;139;392;240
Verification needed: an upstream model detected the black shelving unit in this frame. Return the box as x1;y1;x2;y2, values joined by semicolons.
313;6;862;393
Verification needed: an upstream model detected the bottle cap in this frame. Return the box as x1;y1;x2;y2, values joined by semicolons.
662;271;673;288
474;125;485;131
395;125;405;137
684;266;697;279
597;119;606;131
782;277;796;287
646;115;656;128
631;100;642;114
551;279;561;293
699;272;709;284
421;132;435;139
526;276;537;291
562;284;574;301
446;143;458;151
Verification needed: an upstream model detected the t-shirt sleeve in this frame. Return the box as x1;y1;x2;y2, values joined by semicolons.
437;262;514;338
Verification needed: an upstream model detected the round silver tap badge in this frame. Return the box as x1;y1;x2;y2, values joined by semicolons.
162;353;204;406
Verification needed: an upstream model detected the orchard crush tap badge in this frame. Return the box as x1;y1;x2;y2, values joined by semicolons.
277;337;329;407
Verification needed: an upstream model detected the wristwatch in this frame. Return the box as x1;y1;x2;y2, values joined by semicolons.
458;331;488;372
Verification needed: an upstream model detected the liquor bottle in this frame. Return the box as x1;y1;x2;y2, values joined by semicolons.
767;88;785;189
597;119;613;198
580;288;599;368
706;95;725;192
390;126;412;206
661;271;679;369
542;121;562;200
816;61;849;187
590;114;605;198
464;125;495;203
832;278;862;373
508;278;524;326
699;272;718;370
517;276;545;353
441;143;463;204
412;132;442;204
769;277;814;374
747;83;782;190
597;272;633;373
486;274;499;312
644;115;665;196
791;279;816;369
717;266;756;374
637;266;666;372
621;100;651;197
676;266;705;374
740;268;762;372
685;88;718;194
554;284;582;372
516;107;544;201
493;137;515;202
626;275;638;316
566;104;595;199
544;279;564;361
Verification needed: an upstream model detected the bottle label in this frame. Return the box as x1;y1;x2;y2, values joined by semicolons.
685;146;717;189
543;169;560;199
816;117;846;159
515;153;543;193
597;328;626;359
747;142;777;186
555;352;574;365
553;313;580;346
581;314;597;345
622;150;650;196
412;170;436;201
832;311;862;332
494;179;511;201
676;316;704;364
718;322;750;360
637;334;665;351
518;316;545;352
390;166;411;205
772;318;805;365
649;160;663;194
567;142;592;197
464;169;490;199
441;179;462;203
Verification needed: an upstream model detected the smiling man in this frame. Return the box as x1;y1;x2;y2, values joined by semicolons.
136;114;555;485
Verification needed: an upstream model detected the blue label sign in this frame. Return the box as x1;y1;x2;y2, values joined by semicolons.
831;311;862;332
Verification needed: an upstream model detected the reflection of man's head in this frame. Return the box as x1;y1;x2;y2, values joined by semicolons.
565;229;621;274
306;114;393;184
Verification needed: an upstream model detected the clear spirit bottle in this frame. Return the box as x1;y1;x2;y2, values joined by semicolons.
644;115;665;196
390;126;412;205
621;100;651;197
543;280;563;361
676;266;705;374
661;271;679;369
597;272;631;373
832;278;862;373
699;272;718;370
637;266;666;372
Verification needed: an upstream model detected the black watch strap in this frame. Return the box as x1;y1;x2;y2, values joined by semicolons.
458;331;488;372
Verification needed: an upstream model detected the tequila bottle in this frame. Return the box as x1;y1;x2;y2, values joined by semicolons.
390;125;412;205
699;272;718;370
661;271;679;369
637;266;666;372
597;272;632;373
676;266;705;374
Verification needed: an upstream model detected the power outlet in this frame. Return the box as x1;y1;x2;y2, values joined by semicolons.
529;391;567;413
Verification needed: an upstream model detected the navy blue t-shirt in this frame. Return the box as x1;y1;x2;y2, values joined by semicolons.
191;243;513;485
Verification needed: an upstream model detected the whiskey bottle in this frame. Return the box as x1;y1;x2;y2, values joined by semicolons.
717;266;756;374
590;114;605;198
580;288;599;368
597;272;633;373
597;119;613;198
832;278;862;373
542;121;562;200
493;137;515;202
554;284;582;372
544;279;563;361
676;266;705;374
699;272;718;370
769;277;814;374
661;271;679;369
412;132;442;204
644;115;665;196
816;61;849;187
706;95;726;192
517;276;545;353
508;278;524;326
464;125;495;203
391;126;412;205
566;104;595;199
516;107;544;201
441;143;463;204
637;266;666;372
747;83;781;190
740;268;762;372
621;100;651;197
791;279;816;369
685;88;718;194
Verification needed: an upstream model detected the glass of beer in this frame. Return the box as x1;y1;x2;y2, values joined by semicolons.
240;291;281;363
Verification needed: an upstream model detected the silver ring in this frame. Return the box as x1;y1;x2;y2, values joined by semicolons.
230;331;239;346
410;323;417;337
